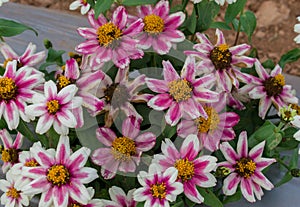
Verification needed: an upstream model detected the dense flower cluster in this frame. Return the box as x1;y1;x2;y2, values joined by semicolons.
0;0;300;207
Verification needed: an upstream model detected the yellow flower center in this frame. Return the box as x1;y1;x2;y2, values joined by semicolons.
57;75;71;90
47;100;60;114
24;159;39;167
103;83;129;108
69;203;83;207
0;77;17;101
210;44;232;70
47;165;70;186
194;106;220;133
96;22;123;47
174;158;195;182
168;79;192;102
1;148;18;163
111;136;136;161
150;182;166;199
235;157;256;179
6;187;20;199
291;103;300;115
264;74;285;97
143;14;165;34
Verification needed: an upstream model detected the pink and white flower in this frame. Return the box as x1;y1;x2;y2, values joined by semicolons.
177;96;240;151
0;42;46;68
22;135;98;207
100;186;136;207
25;80;83;135
219;131;276;202
0;60;44;130
152;135;217;204
247;60;298;119
69;0;91;15
91;116;156;179
294;16;300;44
56;57;105;118
185;29;255;92
146;57;219;126
131;0;185;54
67;187;102;207
0;168;31;207
133;163;183;207
93;66;152;127
0;129;23;173
76;6;144;69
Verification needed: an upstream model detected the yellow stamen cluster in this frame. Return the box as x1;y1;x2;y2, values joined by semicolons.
1;148;18;163
69;203;83;207
291;103;300;115
168;79;192;102
24;159;39;167
143;14;165;34
111;136;136;161
235;157;256;179
174;158;195;182
57;75;71;89
47;100;60;114
0;77;17;101
96;22;122;46
6;187;20;199
264;74;285;97
194;106;220;133
47;165;70;186
210;44;232;70
150;182;166;199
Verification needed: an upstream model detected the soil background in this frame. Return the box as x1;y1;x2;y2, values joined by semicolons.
10;0;300;76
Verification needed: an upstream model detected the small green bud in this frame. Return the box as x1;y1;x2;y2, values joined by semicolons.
43;39;53;49
291;168;300;177
215;166;231;178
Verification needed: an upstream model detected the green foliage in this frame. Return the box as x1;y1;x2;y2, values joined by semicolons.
225;0;247;24
122;0;157;6
240;10;257;43
197;188;223;207
279;48;300;69
0;18;37;40
195;0;220;32
94;0;114;18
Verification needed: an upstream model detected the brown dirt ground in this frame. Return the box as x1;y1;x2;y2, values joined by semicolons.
10;0;300;76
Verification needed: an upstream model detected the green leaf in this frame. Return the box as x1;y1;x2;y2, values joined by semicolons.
136;202;145;207
262;59;276;69
266;132;282;151
279;48;300;69
94;0;114;18
122;0;157;6
171;201;184;207
240;10;256;43
223;189;242;204
186;8;197;34
210;21;232;30
248;120;276;148
17;120;37;143
196;0;220;32
224;0;247;24
0;18;38;37
289;148;299;168
275;171;293;187
197;188;223;207
46;48;65;65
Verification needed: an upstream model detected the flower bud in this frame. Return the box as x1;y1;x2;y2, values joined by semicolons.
215;166;231;178
291;168;300;177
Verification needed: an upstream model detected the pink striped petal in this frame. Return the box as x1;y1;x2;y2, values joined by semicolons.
77;27;97;39
229;44;251;55
270;64;282;77
216;29;226;45
122;116;141;138
153;0;169;19
75;40;99;54
254;60;269;80
177;120;198;138
223;173;240;195
195;32;212;45
220;142;239;163
184;182;204;204
68;147;91;169
112;6;127;30
0;43;18;59
258;96;272;119
152;37;172;54
237;131;248;157
164;12;185;29
148;93;173;110
55;136;70;164
240;178;255;202
96;127;116;146
161;139;180;161
146;78;168;93
165;102;181;126
65;58;80;80
251;171;274;191
135;132;156;152
180;134;200;160
123;18;144;36
53;186;69;207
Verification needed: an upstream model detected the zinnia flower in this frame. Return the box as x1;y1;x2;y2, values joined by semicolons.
294;16;300;44
0;129;23;173
22;135;98;207
69;0;91;15
76;6;144;69
0;60;44;130
133;163;183;207
91;116;156;179
185;29;255;92
132;0;185;54
0;168;31;207
67;187;102;207
146;57;219;126
219;131;276;202
93;66;152;127
100;186;136;207
247;59;298;119
56;57;105;118
0;42;46;69
25;80;83;135
177;97;240;151
152;135;217;204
